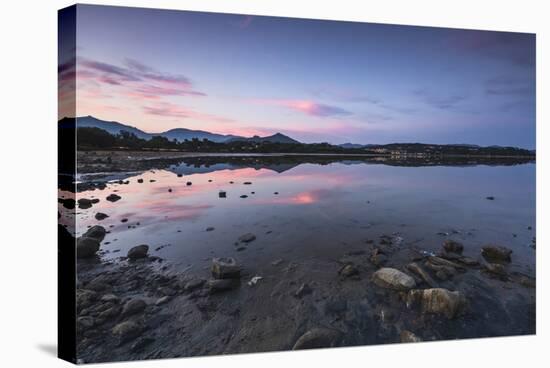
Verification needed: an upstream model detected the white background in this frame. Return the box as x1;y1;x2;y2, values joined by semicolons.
0;0;547;366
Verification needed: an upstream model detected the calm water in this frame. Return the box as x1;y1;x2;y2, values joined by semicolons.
64;160;536;276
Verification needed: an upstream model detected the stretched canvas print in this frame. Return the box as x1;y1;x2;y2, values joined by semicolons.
58;4;536;364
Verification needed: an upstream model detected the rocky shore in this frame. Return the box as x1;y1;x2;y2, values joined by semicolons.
72;224;536;363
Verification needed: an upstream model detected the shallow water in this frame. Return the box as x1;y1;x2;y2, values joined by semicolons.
63;159;536;276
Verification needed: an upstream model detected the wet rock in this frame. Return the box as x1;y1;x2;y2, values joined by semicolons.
77;316;95;330
121;218;128;223
407;288;467;319
481;245;512;263
83;225;106;242
484;263;508;279
130;337;155;352
100;294;120;304
486;196;495;200
207;278;239;293
428;256;464;271
112;321;142;344
443;240;464;254
219;190;227;198
518;275;536;288
155;296;170;306
206;227;215;231
95;212;109;221
372;268;416;291
292;328;342;350
61;198;76;209
424;261;456;280
77;237;101;258
240;195;248;198
295;283;313;298
78;198;94;209
400;330;423;343
77;289;98;312
177;173;183;177
106;194;121;202
370;249;388;267
121;299;146;317
238;233;256;243
243;181;252;185
137;179;144;183
183;278;205;292
127;245;149;259
406;262;436;287
168;188;172;192
456;256;479;267
339;264;359;278
211;257;241;279
186;181;192;186
97;305;121;321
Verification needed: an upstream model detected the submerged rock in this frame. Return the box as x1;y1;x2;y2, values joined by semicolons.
94;212;109;221
295;283;313;298
211;257;241;279
83;225;106;242
339;264;359;278
112;321;142;343
77;237;101;258
121;299;146;317
407;288;467;319
443;240;464;254
238;233;256;243
372;268;416;291
207;278;239;293
106;194;121;202
292;328;342;350
400;330;423;343
127;245;149;259
406;262;436;287
78;198;94;209
481;245;512;262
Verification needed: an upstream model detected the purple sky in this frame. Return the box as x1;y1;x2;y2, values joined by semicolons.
59;5;536;148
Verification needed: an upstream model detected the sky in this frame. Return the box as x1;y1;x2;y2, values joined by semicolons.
59;5;536;148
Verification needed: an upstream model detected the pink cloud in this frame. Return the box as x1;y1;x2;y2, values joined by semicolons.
253;98;352;117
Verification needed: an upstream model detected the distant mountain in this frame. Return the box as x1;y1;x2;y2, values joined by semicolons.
229;133;300;144
339;143;365;149
160;128;242;143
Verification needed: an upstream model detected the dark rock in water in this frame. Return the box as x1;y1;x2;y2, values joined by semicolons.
106;194;121;202
121;218;128;223
77;289;98;312
211;257;240;279
219;191;227;198
177;173;183;177
112;321;142;343
481;245;512;262
486;196;495;200
97;305;122;322
207;278;239;293
370;249;388;267
428;256;465;271
406;262;436;287
183;279;205;292
77;316;95;330
149;179;156;183
339;264;359;278
137;179;144;183
518;275;536;288
484;263;508;279
243;182;252;185
274;192;279;195
372;268;416;291
407;288;467;319
95;212;109;221
295;283;312;298
186;181;192;186
443;240;464;254
61;198;76;209
206;227;215;232
292;328;342;350
100;294;120;304
240;195;248;198
400;330;423;343
77;237;101;258
168;188;172;192
83;225;106;242
238;233;256;243
91;198;100;204
456;256;480;267
121;298;146;317
127;244;149;259
78;198;94;209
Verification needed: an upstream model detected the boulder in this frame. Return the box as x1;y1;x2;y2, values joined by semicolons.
292;328;342;350
406;262;436;287
106;193;121;202
121;298;146;317
443;240;464;254
95;212;109;221
339;264;359;278
77;198;93;209
183;279;205;292
372;268;416;291
238;233;256;243
481;245;512;262
83;225;106;242
127;245;149;259
211;257;240;279
112;321;142;343
76;237;100;258
407;288;467;319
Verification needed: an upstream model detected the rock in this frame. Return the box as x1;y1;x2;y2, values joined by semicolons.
219;190;227;198
95;212;109;221
106;193;121;202
400;330;423;343
443;240;464;254
83;225;106;242
238;233;256;243
406;262;436;287
484;263;508;279
370;249;388;267
211;257;240;279
100;294;120;304
168;188;172;192
456;256;479;267
77;237;100;258
137;179;144;183
121;299;146;317
207;278;239;293
427;256;464;270
186;181;192;186
292;328;342;350
97;305;121;321
271;258;283;266
155;296;170;306
183;279;205;292
112;321;142;343
295;283;312;298
407;288;467;319
77;316;95;330
486;196;495;200
78;198;93;209
243;182;252;185
372;268;416;291
127;245;149;259
518;275;536;288
121;218;128;223
240;195;248;198
481;245;512;262
206;227;215;232
339;264;359;278
424;261;456;280
61;198;76;209
247;276;263;286
177;173;183;177
76;289;98;312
